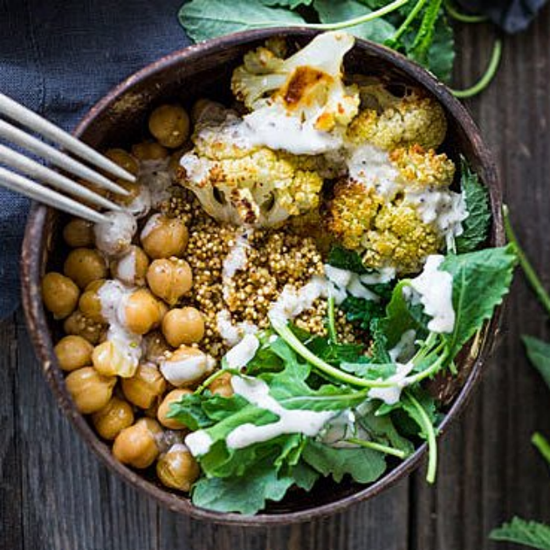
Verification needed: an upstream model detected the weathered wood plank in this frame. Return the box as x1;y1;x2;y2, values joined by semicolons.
0;316;23;550
410;11;550;550
14;313;159;550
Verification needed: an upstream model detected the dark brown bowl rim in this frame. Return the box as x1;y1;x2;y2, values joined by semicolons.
21;27;504;526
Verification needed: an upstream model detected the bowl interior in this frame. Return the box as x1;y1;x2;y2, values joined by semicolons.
22;29;504;525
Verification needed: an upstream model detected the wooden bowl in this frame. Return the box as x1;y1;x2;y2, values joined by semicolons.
21;28;504;526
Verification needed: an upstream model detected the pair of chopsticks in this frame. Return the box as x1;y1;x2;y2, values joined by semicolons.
0;92;135;223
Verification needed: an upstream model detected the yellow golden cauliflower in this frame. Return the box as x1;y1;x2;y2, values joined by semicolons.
347;82;447;151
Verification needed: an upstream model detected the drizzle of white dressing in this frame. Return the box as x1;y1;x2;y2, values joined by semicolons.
404;189;467;239
216;309;258;347
97;280;142;371
140;212;162;241
224;334;260;369
323;264;380;303
225;376;335;450
408;255;455;333
139;159;173;207
324;264;353;289
243;106;344;155
359;267;396;285
223;230;251;279
347;277;380;301
115;247;137;285
126;185;152;219
347;144;400;199
389;329;417;363
185;430;213;457
179;152;210;185
268;275;331;325
368;361;415;405
160;353;216;387
94;211;137;257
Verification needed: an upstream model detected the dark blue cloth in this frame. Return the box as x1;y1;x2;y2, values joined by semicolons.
0;0;190;319
457;0;548;33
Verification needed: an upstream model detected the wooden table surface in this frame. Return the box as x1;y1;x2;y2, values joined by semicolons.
2;13;550;550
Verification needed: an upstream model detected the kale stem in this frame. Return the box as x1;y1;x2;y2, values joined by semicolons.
346;438;407;459
451;38;502;99
194;368;240;395
390;0;427;44
302;0;409;30
272;321;396;388
406;392;438;483
532;432;550;465
504;205;550;317
408;347;449;384
444;0;488;23
327;294;338;344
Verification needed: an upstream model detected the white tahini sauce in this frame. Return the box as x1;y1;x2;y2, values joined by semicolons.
139;159;173;208
223;230;251;279
94;211;137;257
347;144;400;199
368;361;416;405
224;334;260;370
408;255;455;333
160;353;216;387
114;247;137;285
268;275;331;326
97;280;142;374
324;264;381;303
404;189;467;240
185;430;214;457
140;212;162;241
389;329;417;363
225;376;335;450
216;309;258;347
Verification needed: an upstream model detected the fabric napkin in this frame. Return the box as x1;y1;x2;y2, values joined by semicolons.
0;0;190;319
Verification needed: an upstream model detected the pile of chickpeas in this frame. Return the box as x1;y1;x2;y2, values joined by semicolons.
40;103;233;493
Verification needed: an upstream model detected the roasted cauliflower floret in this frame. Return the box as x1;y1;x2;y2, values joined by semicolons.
231;31;360;154
347;82;447;151
326;180;382;249
389;144;455;190
362;203;442;274
178;145;323;227
326;144;460;274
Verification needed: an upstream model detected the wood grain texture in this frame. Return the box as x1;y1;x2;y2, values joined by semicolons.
3;13;550;550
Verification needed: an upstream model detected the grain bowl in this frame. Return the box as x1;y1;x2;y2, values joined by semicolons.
21;28;508;525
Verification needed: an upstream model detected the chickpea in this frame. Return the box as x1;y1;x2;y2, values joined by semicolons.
157;389;192;429
65;366;116;414
148;104;190;149
112;418;162;469
146;258;192;305
54;335;93;371
121;363;167;409
78;279;105;323
104;148;139;176
156;444;199;491
124;288;163;335
92;340;139;378
159;345;215;388
63;310;105;344
209;372;234;398
110;245;150;286
140;215;188;259
132;140;169;161
162;307;204;347
143;331;172;364
63;248;107;289
190;98;226;125
41;272;80;319
63;218;95;248
92;397;134;440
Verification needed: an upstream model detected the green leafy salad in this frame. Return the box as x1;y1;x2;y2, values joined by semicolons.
162;31;518;515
